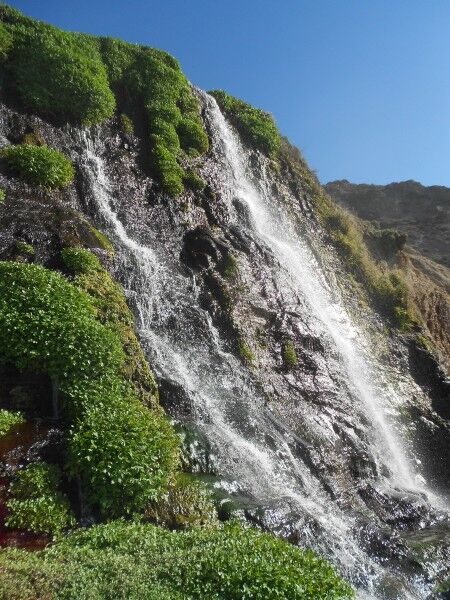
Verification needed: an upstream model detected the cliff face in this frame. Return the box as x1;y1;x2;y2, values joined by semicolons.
325;179;450;375
0;5;449;600
325;179;450;268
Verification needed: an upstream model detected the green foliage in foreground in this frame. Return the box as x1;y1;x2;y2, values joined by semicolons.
6;462;75;534
0;521;354;599
210;89;281;158
0;408;24;437
0;261;178;517
1;144;75;189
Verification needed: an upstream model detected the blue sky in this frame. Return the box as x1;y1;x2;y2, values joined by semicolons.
8;1;450;186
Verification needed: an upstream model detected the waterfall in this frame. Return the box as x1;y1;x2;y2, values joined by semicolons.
74;109;445;599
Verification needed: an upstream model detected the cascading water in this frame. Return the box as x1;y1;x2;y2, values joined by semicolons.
73;96;448;599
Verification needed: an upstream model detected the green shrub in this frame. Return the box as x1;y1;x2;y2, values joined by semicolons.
68;392;179;516
210;90;281;157
6;462;75;534
145;473;218;529
283;339;298;369
61;247;101;274
151;142;185;197
4;21;115;125
183;169;205;192
177;117;209;156
0;521;354;599
1;144;75;189
0;408;24;437
0;261;124;413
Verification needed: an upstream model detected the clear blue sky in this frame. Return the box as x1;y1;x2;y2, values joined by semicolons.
8;1;450;186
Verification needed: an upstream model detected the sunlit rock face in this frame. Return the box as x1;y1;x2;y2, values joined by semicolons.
0;92;449;599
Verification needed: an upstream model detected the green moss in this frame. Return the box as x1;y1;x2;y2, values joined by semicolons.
0;188;5;202
282;339;298;369
14;240;34;256
6;462;75;534
222;252;239;278
210;89;281;158
1;144;74;189
238;336;255;365
61;247;101;274
89;225;115;254
145;473;218;529
120;113;134;135
0;408;24;437
183;169;206;192
0;521;354;599
0;20;12;61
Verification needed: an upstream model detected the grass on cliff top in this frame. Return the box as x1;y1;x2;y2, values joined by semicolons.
0;520;354;600
0;3;208;196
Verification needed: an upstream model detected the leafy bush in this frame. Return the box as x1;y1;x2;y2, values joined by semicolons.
61;247;101;274
1;144;75;189
0;408;24;437
6;462;75;534
0;261;124;412
68;392;179;516
146;474;218;529
283;339;298;369
210;89;281;157
3;20;115;125
0;521;354;599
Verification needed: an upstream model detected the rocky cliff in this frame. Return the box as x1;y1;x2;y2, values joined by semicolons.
0;5;448;600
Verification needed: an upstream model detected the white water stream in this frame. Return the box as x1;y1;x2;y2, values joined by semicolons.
73;94;444;598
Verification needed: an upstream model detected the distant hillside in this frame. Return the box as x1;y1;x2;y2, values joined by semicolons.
325;179;450;267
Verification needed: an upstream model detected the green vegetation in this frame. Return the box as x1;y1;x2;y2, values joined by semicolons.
61;246;101;274
0;521;354;599
146;474;218;529
0;408;23;437
282;339;298;369
120;113;134;135
89;225;115;254
183;169;206;192
2;11;115;125
222;252;239;278
14;240;34;257
237;336;255;366
210;90;281;158
0;188;5;202
0;261;177;517
1;144;74;189
6;462;75;534
279;138;419;331
0;5;209;194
